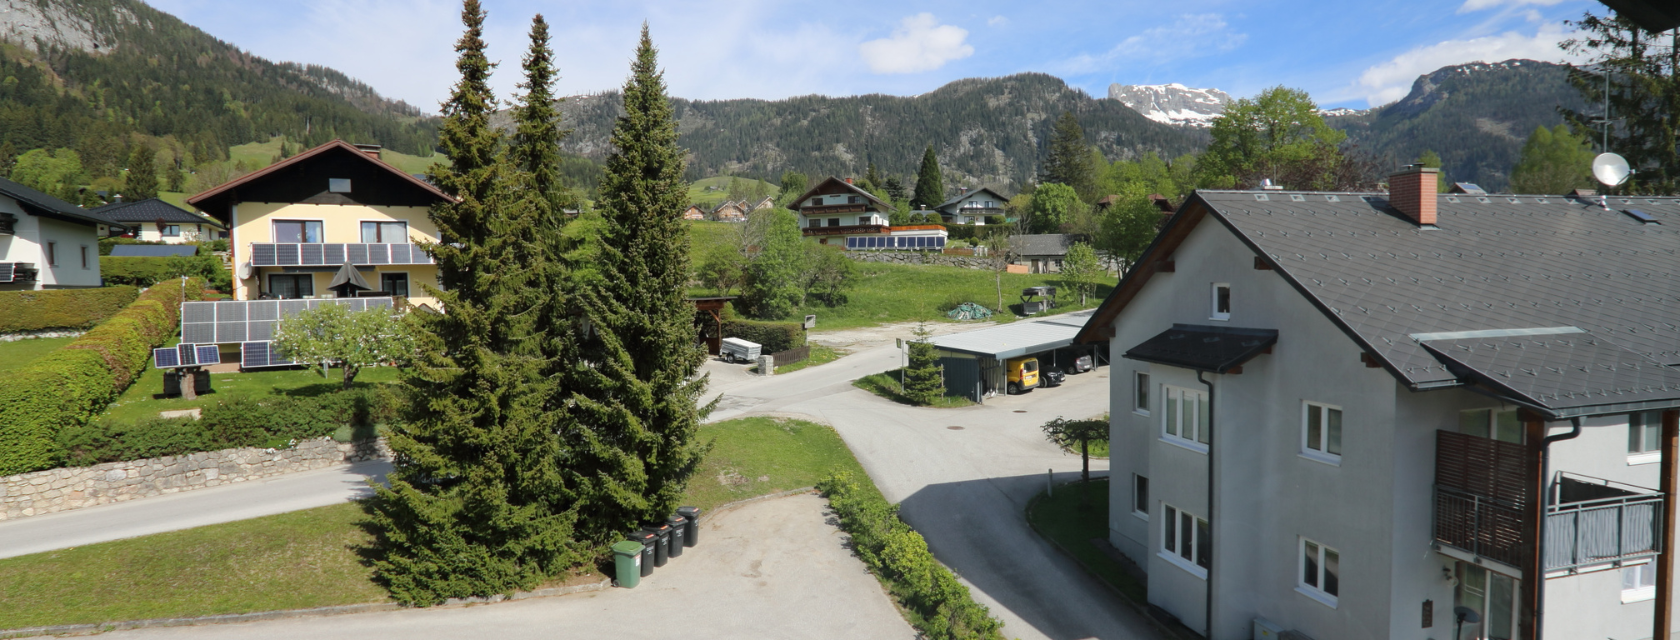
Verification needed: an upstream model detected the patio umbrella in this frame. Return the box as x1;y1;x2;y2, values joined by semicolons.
327;261;373;297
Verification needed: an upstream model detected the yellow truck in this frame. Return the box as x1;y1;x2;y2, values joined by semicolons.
1006;357;1039;394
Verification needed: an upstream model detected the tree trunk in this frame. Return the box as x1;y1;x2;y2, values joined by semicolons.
342;364;356;390
1081;438;1090;484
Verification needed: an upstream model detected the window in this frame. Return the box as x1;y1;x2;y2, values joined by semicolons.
809;198;821;207
1161;504;1210;576
1132;475;1149;519
380;273;410;297
329;178;352;193
267;274;314;299
80;246;88;270
1302;402;1343;463
1460;409;1522;444
1162;385;1210;451
360;221;408;243
1623;562;1657;603
848;195;861;204
1211;283;1231;320
1630;411;1663;462
1298;538;1340;607
273;220;324;244
1134;372;1151;415
809;218;821;228
45;241;56;266
828;218;841;227
161;225;181;237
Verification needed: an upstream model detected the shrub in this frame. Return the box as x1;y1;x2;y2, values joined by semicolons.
722;319;805;353
818;472;1005;640
101;256;230;291
0;278;204;475
0;286;140;333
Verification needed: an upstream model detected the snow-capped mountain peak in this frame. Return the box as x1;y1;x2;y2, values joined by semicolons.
1107;83;1233;128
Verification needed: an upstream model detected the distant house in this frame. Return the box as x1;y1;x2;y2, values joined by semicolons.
0;178;123;290
92;198;226;243
936;187;1009;225
1009;234;1081;273
711;200;748;222
745;196;775;213
787;176;947;251
682;204;707;221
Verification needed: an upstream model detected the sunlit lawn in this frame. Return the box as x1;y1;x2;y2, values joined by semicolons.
0;337;75;375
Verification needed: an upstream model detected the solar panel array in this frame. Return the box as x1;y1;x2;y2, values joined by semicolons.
249;243;435;267
845;236;948;251
241;341;298;369
181;297;394;345
152;343;223;369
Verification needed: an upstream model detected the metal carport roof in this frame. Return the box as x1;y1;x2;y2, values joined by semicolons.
928;310;1094;360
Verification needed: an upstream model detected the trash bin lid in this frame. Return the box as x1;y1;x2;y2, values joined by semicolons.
612;541;644;555
647;523;671;532
667;515;686;525
630;530;656;541
676;506;701;517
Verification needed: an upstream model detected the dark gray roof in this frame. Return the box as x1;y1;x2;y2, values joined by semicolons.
0;177;121;229
1124;324;1278;374
109;245;199;258
1193;190;1680;392
1419;329;1680;419
91;198;223;227
936;187;1011;212
1011;234;1079;257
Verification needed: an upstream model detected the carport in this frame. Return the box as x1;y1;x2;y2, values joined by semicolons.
925;310;1103;402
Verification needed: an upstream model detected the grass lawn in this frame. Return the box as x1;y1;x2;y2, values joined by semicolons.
0;337;75;375
853;370;976;408
750;344;841;375
98;360;404;424
0;417;865;628
1025;478;1145;603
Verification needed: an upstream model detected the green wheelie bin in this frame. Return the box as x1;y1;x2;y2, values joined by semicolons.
612;540;644;588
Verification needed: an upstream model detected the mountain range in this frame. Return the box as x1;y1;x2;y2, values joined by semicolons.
1106;83;1232;128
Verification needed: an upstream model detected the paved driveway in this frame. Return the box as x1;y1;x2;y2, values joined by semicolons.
97;493;912;640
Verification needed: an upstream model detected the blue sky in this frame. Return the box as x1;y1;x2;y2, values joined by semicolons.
147;0;1602;114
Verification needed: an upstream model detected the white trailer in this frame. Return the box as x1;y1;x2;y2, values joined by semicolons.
720;337;762;363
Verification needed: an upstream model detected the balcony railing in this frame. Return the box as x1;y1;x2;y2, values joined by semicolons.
1435;485;1528;567
249;243;435;267
1545;473;1663;573
0;262;37;284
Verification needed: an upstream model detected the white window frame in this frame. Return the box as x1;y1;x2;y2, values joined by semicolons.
1210;283;1231;321
1459;408;1523;444
1301;401;1343;465
1630;411;1663;465
271;219;326;244
1133;372;1151;416
1297;537;1340;608
1161;385;1209;453
359;219;410;244
1131;474;1149;521
1160;504;1209;579
161;224;181;237
1623;561;1657;603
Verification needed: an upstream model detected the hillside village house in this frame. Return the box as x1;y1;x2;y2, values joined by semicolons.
789;176;947;251
710;200;748;222
936;186;1008;225
0;178;122;290
1077;165;1680;640
682;204;706;220
186;140;452;308
1009;234;1080;273
92;198;226;243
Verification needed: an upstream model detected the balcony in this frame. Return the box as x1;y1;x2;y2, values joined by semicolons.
802;224;888;237
249;243;435;267
1545;473;1663;573
0;262;38;284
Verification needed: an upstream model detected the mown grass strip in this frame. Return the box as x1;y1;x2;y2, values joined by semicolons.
1024;478;1144;602
853;370;976;408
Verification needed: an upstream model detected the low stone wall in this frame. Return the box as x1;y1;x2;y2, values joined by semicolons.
0;437;392;522
844;252;991;270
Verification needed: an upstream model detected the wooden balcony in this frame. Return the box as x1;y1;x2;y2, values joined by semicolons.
802;224;888;237
798;203;873;215
248;243;435;267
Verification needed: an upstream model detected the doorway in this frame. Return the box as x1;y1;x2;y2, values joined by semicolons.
1453;561;1518;640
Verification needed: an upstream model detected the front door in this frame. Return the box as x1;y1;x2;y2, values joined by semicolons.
1453;562;1517;640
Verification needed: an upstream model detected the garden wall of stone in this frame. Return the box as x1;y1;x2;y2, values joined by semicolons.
843;252;992;270
0;437;391;522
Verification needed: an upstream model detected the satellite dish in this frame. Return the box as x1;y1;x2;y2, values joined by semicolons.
1592;152;1632;187
236;261;252;280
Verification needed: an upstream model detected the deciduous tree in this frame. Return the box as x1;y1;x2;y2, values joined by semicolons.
744;207;805;318
272;304;414;390
1509;124;1596;195
1059;242;1101;305
1562;13;1680;194
1025;182;1080;234
1041;417;1107;486
1197;87;1372;191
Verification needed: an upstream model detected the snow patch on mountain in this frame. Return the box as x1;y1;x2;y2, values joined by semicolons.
1107;83;1232;127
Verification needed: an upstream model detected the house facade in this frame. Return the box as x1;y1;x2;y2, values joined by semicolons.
1078;166;1680;640
711;200;748;222
936;187;1008;225
186;140;452;308
0;178;120;290
93;198;226;243
682;204;707;221
1009;234;1079;273
788;176;948;250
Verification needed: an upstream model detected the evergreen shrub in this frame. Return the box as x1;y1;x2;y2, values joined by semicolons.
0;278;204;475
721;319;806;353
0;286;140;333
101;256;231;291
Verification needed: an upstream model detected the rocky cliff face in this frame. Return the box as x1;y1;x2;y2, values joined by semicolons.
1107;83;1232;128
0;0;138;54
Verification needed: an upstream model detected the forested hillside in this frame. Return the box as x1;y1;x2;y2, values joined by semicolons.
0;0;437;177
1327;59;1586;191
522;73;1205;191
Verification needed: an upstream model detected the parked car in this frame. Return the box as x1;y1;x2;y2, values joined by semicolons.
1005;356;1039;394
1039;367;1066;388
1068;355;1094;373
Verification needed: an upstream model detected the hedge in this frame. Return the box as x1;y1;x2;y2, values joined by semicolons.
0;278;205;475
818;472;1006;640
102;256;231;291
722;319;806;353
0;286;140;333
58;386;404;466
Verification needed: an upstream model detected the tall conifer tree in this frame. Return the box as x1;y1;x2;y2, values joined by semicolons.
912;145;944;208
561;25;710;539
1042;112;1096;202
364;0;580;605
509;15;569;216
124;144;159;200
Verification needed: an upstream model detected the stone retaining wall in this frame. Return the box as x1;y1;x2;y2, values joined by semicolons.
0;329;85;343
0;437;391;522
844;252;991;270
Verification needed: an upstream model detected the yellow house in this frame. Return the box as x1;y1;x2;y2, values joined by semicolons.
188;140;452;309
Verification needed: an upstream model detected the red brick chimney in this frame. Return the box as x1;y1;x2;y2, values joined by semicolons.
1388;164;1438;225
844;177;853;184
353;143;383;160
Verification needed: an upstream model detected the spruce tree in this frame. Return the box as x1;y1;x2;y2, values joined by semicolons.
561;24;710;540
124;144;159;200
902;323;945;405
1042;112;1096;203
364;0;580;605
508;14;570;216
912;145;944;209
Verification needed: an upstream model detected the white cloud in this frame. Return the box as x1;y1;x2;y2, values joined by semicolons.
987;16;1008;27
1458;0;1567;13
858;13;974;74
1354;22;1585;106
1053;14;1245;75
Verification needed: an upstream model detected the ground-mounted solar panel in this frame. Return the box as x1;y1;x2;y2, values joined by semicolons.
216;321;248;343
153;347;181;369
346;299;367;312
280;300;311;317
241;341;296;369
247;320;275;341
196;345;221;365
182;301;218;324
248;300;279;322
177;343;198;367
182;322;217;344
216;300;247;322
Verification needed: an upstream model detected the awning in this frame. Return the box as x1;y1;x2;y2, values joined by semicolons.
327;261;373;295
1124;324;1277;374
1421;330;1680;419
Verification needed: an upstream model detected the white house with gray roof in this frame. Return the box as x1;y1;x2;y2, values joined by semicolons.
0;177;122;290
936;186;1009;225
1077;165;1680;640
